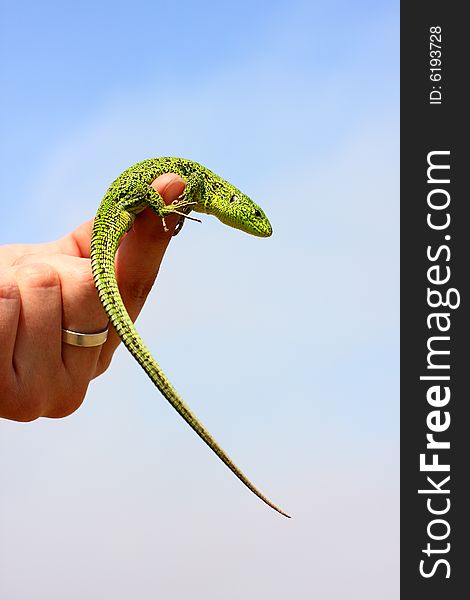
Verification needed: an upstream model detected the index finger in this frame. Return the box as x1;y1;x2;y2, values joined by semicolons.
94;173;186;373
59;173;185;258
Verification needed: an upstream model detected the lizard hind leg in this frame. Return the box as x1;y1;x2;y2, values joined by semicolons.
143;185;177;232
168;173;204;214
171;173;205;235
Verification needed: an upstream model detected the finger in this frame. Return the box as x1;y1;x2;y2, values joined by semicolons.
0;270;21;420
13;253;108;408
12;262;64;417
58;219;94;259
59;257;109;382
0;244;51;268
96;173;185;371
116;173;185;318
58;173;185;260
0;269;21;371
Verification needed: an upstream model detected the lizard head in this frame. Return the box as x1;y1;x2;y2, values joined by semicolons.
197;178;273;238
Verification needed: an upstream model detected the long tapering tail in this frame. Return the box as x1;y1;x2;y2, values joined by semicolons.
90;208;291;518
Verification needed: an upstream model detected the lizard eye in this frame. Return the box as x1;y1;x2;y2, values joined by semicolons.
230;195;239;203
254;209;261;217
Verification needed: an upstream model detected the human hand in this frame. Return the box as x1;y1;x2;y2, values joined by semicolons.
0;173;185;421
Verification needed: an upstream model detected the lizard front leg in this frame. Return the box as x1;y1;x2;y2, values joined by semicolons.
170;174;205;236
144;176;202;233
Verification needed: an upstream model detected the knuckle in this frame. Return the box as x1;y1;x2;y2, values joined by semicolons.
11;252;42;266
80;267;99;296
0;274;20;301
0;352;88;423
15;403;43;422
68;259;98;298
125;277;155;303
15;262;60;290
15;376;49;421
46;379;87;418
18;373;86;420
2;384;44;422
0;378;13;412
94;353;113;378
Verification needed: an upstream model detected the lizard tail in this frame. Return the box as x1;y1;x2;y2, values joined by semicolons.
90;210;291;518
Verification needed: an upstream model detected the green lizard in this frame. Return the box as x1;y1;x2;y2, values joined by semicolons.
90;157;290;518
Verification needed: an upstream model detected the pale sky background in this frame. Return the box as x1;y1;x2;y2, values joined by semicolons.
0;1;399;598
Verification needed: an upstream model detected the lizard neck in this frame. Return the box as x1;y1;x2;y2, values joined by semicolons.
193;171;228;215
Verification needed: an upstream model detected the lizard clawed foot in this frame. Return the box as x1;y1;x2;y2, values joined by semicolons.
171;210;202;222
170;197;197;211
160;197;199;233
162;210;202;235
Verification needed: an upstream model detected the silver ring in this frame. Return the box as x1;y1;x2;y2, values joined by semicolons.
62;327;109;347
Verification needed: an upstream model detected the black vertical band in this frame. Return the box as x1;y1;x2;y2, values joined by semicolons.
401;3;468;597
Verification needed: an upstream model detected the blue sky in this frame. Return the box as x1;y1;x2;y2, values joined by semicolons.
0;1;399;598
